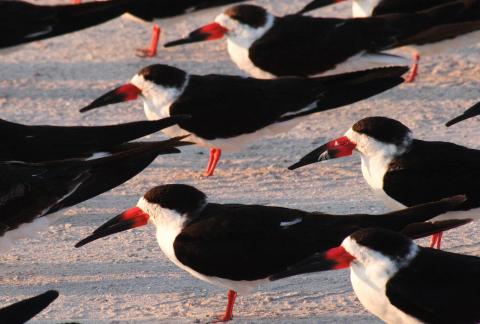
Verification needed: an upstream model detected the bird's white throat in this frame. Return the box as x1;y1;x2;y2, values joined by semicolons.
215;13;276;79
130;74;188;121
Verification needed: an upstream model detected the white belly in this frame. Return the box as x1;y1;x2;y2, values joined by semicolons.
0;214;60;253
198;116;307;152
227;39;275;79
155;224;266;295
144;100;307;152
351;267;421;324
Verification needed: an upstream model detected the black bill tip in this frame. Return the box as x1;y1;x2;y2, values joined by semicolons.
445;102;480;127
288;143;329;170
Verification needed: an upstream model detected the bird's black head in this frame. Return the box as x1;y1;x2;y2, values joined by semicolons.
224;4;269;28
164;4;273;48
137;64;187;89
352;116;412;147
143;184;207;216
349;228;414;262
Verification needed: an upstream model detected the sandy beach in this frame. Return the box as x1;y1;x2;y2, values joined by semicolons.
1;0;480;322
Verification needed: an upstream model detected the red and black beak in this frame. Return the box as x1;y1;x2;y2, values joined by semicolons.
164;22;228;47
297;0;346;14
80;83;141;113
288;136;356;170
75;207;149;248
269;246;355;281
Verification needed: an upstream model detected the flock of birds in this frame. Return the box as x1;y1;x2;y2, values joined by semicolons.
1;0;480;323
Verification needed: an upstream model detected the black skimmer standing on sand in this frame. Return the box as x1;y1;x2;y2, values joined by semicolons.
0;290;59;324
0;115;187;162
271;227;480;324
165;2;480;82
79;64;407;176
120;0;248;57
446;101;480;127
75;184;466;321
0;136;191;253
0;0;150;53
298;0;480;82
289;116;480;248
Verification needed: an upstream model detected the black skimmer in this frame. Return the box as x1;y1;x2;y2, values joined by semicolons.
0;115;187;162
75;184;466;321
271;227;480;324
446;101;480;127
122;0;248;57
164;2;480;81
298;0;480;82
0;0;148;53
0;290;59;324
79;64;407;176
289;116;480;248
0;136;190;253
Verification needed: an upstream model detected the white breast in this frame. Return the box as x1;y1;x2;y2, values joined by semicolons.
141;199;267;294
227;39;275;79
360;154;406;210
351;265;421;324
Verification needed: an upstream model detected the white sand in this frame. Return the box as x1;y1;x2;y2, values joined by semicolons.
1;0;480;322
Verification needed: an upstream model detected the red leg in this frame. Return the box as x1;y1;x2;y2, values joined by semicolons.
405;52;420;83
204;148;216;176
136;24;160;57
429;232;443;249
435;232;443;249
429;233;438;248
212;290;237;322
204;148;222;177
72;0;81;3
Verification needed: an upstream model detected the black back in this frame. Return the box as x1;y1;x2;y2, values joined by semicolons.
173;197;459;280
170;67;406;139
0;138;187;236
248;1;479;76
0;116;184;162
386;247;480;323
383;139;480;209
